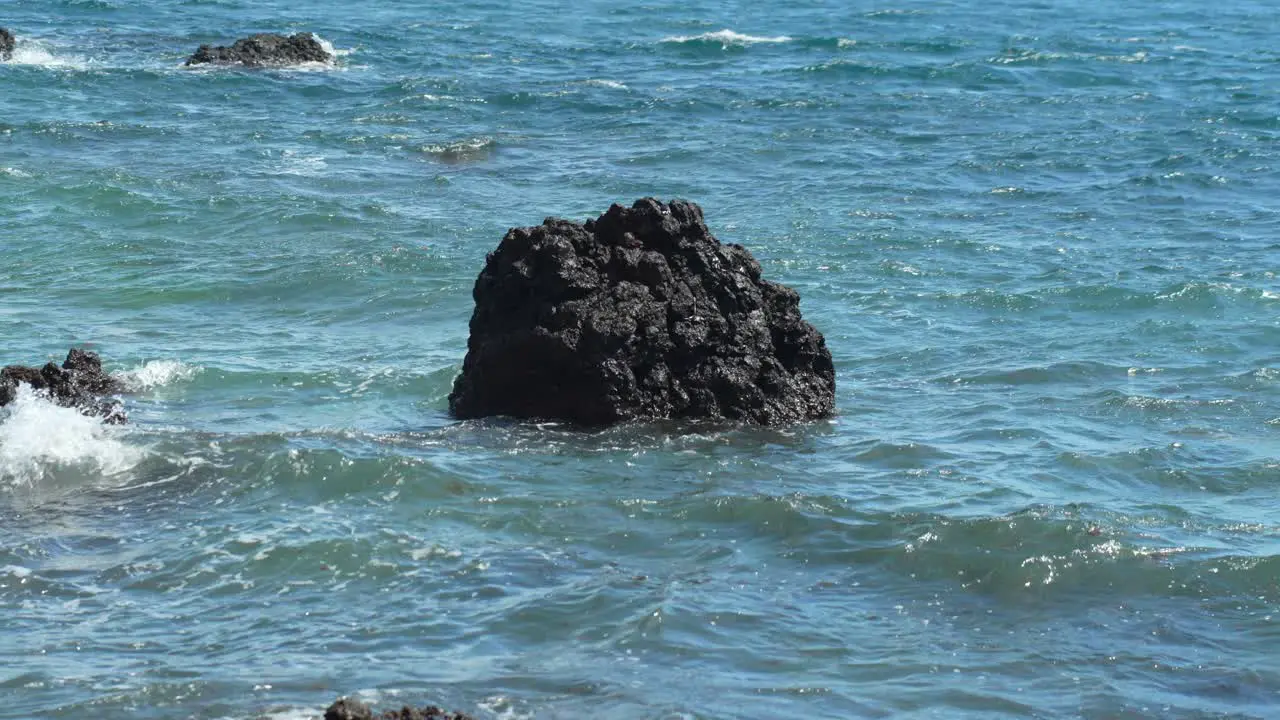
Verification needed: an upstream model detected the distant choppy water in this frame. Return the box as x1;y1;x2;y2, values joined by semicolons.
2;0;1279;717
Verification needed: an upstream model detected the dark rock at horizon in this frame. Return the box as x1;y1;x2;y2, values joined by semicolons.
449;198;835;426
0;349;126;423
184;32;331;67
324;697;474;720
0;27;15;60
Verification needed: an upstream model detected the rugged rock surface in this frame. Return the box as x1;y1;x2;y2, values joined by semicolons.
184;32;331;67
449;198;835;425
0;27;16;61
324;697;474;720
0;349;125;423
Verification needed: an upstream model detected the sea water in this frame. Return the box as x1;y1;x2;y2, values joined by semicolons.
2;0;1279;717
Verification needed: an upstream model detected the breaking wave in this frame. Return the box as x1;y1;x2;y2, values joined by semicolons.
1;36;90;70
116;360;201;391
661;29;793;47
0;386;141;487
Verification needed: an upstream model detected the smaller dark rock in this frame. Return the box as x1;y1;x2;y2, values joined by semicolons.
324;697;474;720
0;349;125;423
324;698;372;720
0;27;16;61
184;32;332;67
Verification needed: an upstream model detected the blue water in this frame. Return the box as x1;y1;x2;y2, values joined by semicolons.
3;0;1279;717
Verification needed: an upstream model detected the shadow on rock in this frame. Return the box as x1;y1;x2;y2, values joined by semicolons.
184;32;332;67
0;349;126;423
449;198;836;426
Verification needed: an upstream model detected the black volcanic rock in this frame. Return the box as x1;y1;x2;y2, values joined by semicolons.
0;27;15;61
324;697;474;720
0;349;125;423
184;32;332;67
448;198;835;426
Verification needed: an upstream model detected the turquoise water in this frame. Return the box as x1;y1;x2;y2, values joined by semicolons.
3;0;1280;717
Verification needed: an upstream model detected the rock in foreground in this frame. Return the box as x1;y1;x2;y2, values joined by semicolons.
449;198;835;426
0;27;16;60
325;697;473;720
0;349;125;423
184;32;331;67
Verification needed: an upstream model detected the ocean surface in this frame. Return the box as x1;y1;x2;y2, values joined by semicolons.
2;0;1279;717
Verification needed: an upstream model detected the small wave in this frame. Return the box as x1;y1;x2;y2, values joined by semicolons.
944;361;1117;386
2;37;89;69
420;137;495;163
116;360;200;391
0;385;141;487
580;78;627;89
992;48;1151;66
661;29;792;47
0;564;32;579
278;149;329;176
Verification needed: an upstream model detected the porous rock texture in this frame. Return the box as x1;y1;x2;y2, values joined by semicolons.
0;349;126;423
324;697;474;720
184;32;331;67
0;27;16;60
449;198;835;425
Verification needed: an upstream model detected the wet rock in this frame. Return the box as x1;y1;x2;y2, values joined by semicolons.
449;198;836;426
324;697;474;720
0;349;126;423
184;32;332;67
0;27;15;61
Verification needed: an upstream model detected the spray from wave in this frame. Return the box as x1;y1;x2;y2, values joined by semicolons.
0;385;142;487
312;34;353;58
116;360;201;391
1;36;90;70
282;33;355;72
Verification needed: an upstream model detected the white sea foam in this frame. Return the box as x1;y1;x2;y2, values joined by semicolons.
116;360;200;391
286;60;350;73
662;29;793;46
477;696;535;720
421;136;496;162
279;149;329;175
3;38;90;70
0;385;141;487
581;78;627;89
255;710;317;720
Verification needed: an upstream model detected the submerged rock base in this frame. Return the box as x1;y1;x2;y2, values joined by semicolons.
185;32;331;67
449;198;835;426
0;349;125;423
325;697;474;720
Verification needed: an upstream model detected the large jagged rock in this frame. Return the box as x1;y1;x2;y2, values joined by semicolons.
184;32;331;67
0;349;125;423
325;697;473;720
449;198;835;426
0;28;16;61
